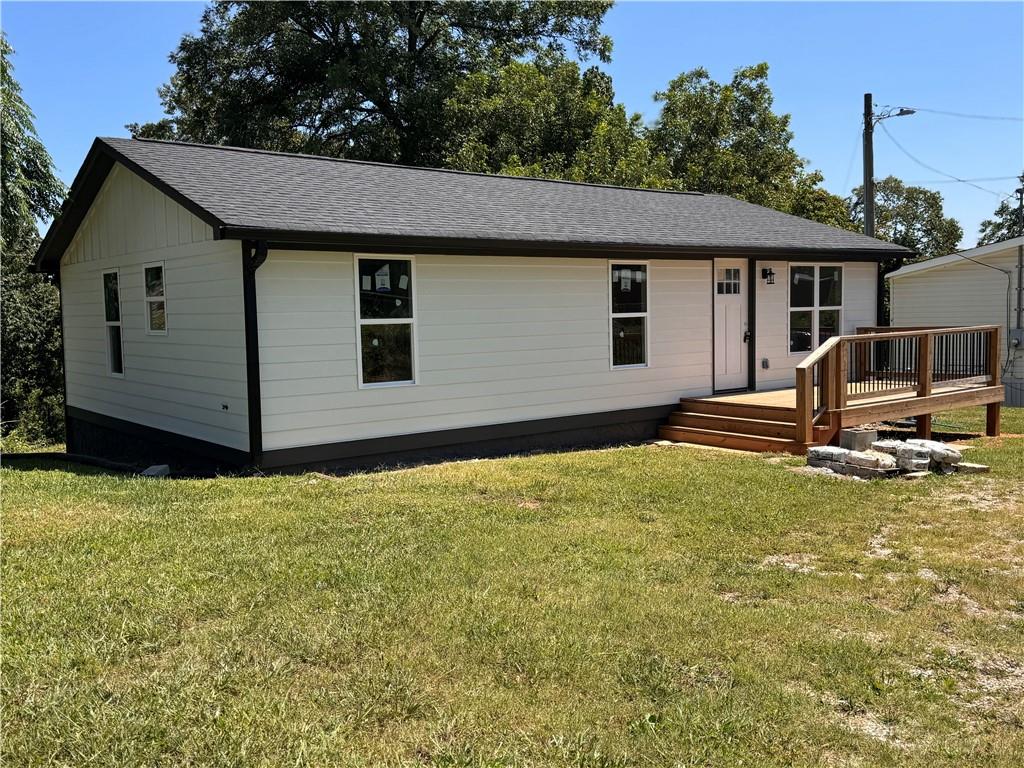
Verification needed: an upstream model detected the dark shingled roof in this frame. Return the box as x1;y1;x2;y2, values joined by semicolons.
35;137;910;270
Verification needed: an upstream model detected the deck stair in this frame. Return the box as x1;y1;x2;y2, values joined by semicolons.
658;397;831;454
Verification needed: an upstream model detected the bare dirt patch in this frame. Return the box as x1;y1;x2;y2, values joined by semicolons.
762;553;818;574
866;528;894;559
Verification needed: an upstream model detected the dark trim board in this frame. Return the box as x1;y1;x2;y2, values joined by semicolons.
260;404;679;473
66;406;249;469
253;231;896;262
241;240;268;467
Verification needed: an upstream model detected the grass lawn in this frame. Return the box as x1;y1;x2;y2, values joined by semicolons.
3;408;1023;767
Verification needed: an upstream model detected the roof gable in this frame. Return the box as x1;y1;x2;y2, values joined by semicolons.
886;236;1023;280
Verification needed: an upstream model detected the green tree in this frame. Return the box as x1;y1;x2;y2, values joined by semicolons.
1;35;66;441
848;176;963;261
444;56;672;187
977;195;1023;246
648;62;849;224
129;0;612;165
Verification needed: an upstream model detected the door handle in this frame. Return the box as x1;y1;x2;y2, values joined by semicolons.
743;330;751;343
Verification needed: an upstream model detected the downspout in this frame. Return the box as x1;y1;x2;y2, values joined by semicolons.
242;240;268;469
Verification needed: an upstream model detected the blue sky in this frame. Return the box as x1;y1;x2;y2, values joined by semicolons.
4;1;1022;247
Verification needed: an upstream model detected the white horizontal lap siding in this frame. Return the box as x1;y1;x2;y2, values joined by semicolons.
890;251;1021;377
755;260;877;390
257;251;712;450
59;163;249;450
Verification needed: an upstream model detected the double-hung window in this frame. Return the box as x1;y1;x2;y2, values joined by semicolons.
789;265;843;354
610;262;648;368
144;262;167;334
355;256;416;386
102;269;124;376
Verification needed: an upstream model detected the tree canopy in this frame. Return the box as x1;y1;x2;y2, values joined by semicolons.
848;176;963;261
443;55;672;188
977;195;1023;246
1;35;66;440
129;0;612;165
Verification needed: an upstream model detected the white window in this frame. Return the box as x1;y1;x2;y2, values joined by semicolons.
102;269;124;376
144;262;167;334
789;265;843;354
354;256;416;386
716;267;741;295
609;262;648;368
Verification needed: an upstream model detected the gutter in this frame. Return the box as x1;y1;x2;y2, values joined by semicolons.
241;240;268;469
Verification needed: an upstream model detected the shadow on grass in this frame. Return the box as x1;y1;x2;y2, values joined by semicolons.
0;453;128;477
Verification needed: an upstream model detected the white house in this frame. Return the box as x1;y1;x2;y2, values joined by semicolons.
35;137;911;470
887;237;1024;406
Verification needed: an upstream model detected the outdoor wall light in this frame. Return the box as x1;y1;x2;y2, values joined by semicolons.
761;267;776;285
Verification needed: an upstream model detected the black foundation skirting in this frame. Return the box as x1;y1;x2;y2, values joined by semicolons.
66;406;249;472
65;404;677;475
260;404;677;473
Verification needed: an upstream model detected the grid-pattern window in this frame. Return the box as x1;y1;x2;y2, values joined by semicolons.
789;265;843;354
102;269;124;376
716;267;741;295
610;263;648;368
144;263;167;334
355;257;416;386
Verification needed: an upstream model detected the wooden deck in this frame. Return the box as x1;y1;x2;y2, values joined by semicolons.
703;381;995;410
658;325;1005;454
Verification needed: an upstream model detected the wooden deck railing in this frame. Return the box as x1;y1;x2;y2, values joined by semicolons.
794;325;1002;444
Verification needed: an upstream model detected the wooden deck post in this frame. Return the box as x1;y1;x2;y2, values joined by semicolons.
986;327;1002;437
915;414;932;439
987;403;1001;437
835;340;848;409
795;367;813;444
917;333;933;397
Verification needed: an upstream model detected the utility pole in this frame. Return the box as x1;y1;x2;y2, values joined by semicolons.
863;93;875;238
1016;172;1023;330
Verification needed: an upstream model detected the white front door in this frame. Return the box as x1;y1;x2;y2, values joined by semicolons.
714;259;749;391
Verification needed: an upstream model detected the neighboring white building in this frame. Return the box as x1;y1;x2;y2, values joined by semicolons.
35;138;909;471
887;237;1024;406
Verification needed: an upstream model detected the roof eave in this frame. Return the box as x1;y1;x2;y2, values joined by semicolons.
221;226;909;261
32;138;225;274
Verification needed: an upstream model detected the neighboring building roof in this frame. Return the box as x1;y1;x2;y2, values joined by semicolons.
35;137;911;271
886;236;1023;280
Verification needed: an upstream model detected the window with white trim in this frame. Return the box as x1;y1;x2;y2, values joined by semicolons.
610;263;648;368
789;265;843;354
102;269;124;376
144;262;167;334
355;256;416;386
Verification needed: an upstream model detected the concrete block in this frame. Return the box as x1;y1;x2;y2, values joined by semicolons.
808;445;849;464
906;439;962;464
901;471;932;481
846;450;881;468
840;428;879;452
871;439;904;455
898;457;930;472
896;445;931;461
956;462;990;474
141;464;171;478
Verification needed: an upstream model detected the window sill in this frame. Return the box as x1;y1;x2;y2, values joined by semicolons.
612;364;649;370
358;380;417;390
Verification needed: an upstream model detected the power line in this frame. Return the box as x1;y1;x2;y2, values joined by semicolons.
877;121;1014;199
900;106;1024;122
905;176;1020;184
841;125;862;193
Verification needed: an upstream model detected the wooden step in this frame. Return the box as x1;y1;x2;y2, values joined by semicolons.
677;397;797;423
658;425;807;455
669;411;797;439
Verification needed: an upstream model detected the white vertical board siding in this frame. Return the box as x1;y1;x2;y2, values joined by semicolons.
257;251;712;450
890;250;1022;379
754;260;877;389
60;163;249;450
